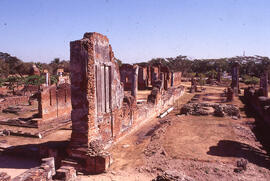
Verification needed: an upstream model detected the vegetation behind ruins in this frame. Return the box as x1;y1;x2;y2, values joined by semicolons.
1;51;270;89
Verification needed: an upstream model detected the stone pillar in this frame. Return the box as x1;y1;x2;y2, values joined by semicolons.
171;72;174;87
217;68;221;83
45;72;50;86
227;87;234;102
260;71;268;97
131;65;138;99
160;73;164;90
231;62;239;95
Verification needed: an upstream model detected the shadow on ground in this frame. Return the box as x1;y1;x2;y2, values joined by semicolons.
0;141;69;169
239;96;270;156
0;155;40;169
207;96;270;170
207;140;270;169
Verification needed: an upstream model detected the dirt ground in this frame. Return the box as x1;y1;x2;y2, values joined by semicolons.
81;83;270;180
0;83;270;180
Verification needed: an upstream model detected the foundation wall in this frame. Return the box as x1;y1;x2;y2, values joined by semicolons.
0;96;29;111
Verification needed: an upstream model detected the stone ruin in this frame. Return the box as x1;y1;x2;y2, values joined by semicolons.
0;157;77;181
181;102;240;118
0;32;185;179
120;63;182;92
225;62;240;102
231;62;240;96
244;71;269;127
59;32;185;174
0;83;71;137
36;83;72;130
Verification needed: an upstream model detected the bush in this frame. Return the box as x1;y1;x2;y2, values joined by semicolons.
242;75;259;86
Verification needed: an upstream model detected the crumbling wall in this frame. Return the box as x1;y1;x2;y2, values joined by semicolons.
0;96;29;111
1;157;77;181
68;32;124;174
38;83;71;122
138;65;149;90
171;71;182;87
68;32;185;174
151;64;161;86
244;87;270;127
120;64;134;91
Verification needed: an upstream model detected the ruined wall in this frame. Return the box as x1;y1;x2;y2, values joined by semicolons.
138;65;149;90
68;32;185;174
120;64;134;91
151;65;160;86
1;157;77;181
244;87;270;127
0;96;29;111
171;72;182;87
69;32;124;150
38;83;71;122
160;66;171;90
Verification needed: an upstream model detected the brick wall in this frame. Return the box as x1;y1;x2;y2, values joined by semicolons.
244;87;270;127
138;66;148;90
171;71;182;87
2;157;77;181
0;96;29;111
120;64;134;91
38;83;71;122
68;32;185;174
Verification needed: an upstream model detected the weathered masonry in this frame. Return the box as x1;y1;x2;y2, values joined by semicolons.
65;32;185;174
231;62;240;95
37;83;71;129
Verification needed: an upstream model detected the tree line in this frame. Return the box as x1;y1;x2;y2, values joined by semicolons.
1;51;270;90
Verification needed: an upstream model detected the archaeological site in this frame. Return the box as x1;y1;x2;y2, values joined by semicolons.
0;31;270;181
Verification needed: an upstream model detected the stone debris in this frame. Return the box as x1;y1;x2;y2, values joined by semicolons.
234;158;248;173
152;170;194;181
181;102;240;118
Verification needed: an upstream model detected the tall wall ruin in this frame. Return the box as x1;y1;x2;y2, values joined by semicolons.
67;32;185;174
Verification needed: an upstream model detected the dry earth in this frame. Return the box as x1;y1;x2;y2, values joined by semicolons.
81;83;270;180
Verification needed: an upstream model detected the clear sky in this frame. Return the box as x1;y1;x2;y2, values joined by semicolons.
0;0;269;63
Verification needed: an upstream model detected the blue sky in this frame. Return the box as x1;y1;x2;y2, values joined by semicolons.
0;0;269;63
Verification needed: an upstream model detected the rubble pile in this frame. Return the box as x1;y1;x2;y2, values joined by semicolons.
181;102;240;118
152;170;194;181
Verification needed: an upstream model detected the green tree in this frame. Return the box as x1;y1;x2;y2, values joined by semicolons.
6;76;22;95
25;75;45;86
50;75;59;85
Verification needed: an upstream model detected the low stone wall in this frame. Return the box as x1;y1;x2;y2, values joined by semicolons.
0;96;29;111
244;87;270;127
0;157;77;181
114;85;185;146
